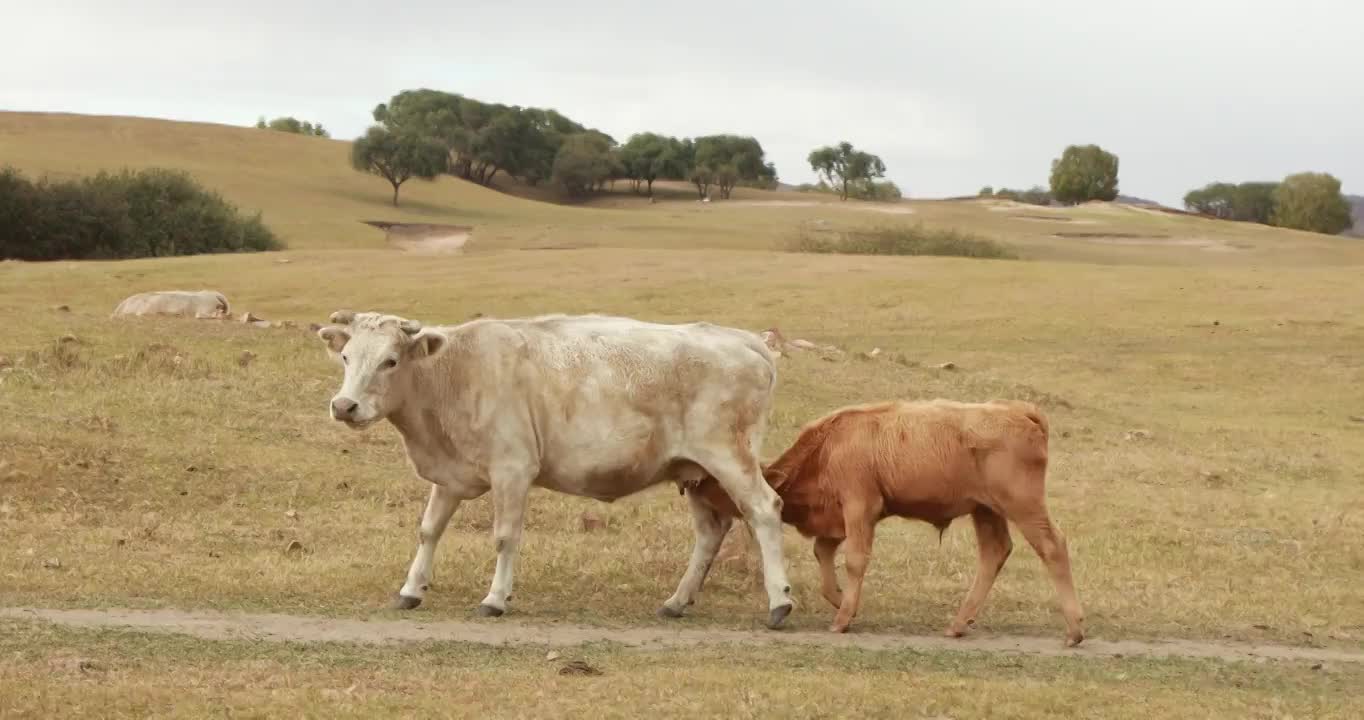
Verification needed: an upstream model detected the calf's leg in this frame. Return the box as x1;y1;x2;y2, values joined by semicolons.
830;504;877;633
393;484;464;610
946;507;1012;637
813;537;844;609
1009;506;1085;646
477;468;534;617
660;492;733;617
695;450;795;629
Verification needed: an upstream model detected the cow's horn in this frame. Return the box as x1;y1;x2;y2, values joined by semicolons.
329;310;356;324
398;319;422;334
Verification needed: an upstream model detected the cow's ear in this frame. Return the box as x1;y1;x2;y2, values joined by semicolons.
405;330;447;361
317;325;350;354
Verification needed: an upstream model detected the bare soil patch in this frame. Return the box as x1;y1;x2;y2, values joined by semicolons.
4;607;1358;665
362;221;473;254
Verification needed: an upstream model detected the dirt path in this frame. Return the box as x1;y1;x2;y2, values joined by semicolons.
5;607;1359;665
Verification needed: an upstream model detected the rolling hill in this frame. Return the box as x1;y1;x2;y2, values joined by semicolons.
2;111;1362;266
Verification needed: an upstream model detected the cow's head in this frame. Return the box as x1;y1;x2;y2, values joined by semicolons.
316;310;448;429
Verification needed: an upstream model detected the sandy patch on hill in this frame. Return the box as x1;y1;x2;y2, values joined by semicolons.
363;221;472;254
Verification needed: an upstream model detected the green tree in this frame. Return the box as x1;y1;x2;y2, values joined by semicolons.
350;126;448;206
978;186;994;197
1271;172;1354;234
370;90;599;188
692;135;774;199
1183;181;1278;223
807;141;887;200
1049;144;1119;204
256;116;329;137
618;133;688;196
551;132;616;197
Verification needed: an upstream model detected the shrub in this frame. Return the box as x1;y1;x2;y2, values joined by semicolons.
0;166;282;261
788;224;1016;259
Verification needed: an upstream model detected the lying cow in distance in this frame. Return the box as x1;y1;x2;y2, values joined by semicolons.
111;290;231;319
315;310;796;628
689;398;1085;646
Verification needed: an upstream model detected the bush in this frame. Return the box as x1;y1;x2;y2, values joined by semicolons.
994;186;1053;206
788;224;1016;260
0;166;281;261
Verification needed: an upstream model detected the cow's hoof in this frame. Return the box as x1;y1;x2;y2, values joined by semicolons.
476;604;505;618
657;604;685;619
829;622;851;634
766;603;793;630
390;594;422;610
1066;631;1085;647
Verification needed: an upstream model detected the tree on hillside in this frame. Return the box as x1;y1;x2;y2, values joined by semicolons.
1183;181;1277;223
256;116;329;138
618;133;688;196
1048;144;1119;204
807;142;887;201
691;135;775;199
350;126;448;206
551;132;616;197
978;186;994;197
1270;172;1354;235
370;89;606;189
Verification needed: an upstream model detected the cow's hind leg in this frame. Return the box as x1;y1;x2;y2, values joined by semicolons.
393;484;464;610
694;450;794;629
1006;500;1085;647
660;491;733;618
946;507;1012;637
813;537;844;609
477;467;534;618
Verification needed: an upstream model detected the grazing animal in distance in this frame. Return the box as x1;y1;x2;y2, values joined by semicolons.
111;290;230;319
315;309;795;628
689;398;1085;645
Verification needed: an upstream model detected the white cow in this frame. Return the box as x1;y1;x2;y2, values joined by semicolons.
316;310;795;627
111;290;231;319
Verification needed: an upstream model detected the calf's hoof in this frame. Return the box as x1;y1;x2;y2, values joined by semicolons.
390;594;422;610
766;603;793;630
657;604;686;619
476;604;505;618
1066;630;1085;647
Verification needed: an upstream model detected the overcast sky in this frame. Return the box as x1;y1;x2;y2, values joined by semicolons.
5;1;1361;205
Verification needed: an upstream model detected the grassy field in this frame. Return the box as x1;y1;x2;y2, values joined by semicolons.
4;619;1361;719
2;111;1363;716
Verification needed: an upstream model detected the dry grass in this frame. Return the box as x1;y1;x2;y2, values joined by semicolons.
3;620;1361;719
2;248;1361;649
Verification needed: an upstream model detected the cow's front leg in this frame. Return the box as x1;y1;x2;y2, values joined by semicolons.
392;484;463;610
660;491;733;618
477;467;534;617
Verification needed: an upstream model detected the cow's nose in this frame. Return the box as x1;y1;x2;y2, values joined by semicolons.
331;398;358;419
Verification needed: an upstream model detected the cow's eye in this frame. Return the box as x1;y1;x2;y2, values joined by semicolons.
381;358;398;370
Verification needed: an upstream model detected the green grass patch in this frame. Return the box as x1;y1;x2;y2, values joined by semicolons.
788;223;1017;259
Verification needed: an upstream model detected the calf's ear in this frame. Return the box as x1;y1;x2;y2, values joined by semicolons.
405;330;448;361
317;325;350;354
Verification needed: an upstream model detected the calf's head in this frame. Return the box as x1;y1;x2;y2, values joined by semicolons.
316;310;447;429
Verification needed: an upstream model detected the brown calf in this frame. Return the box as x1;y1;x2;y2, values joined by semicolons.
690;398;1085;646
